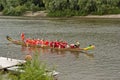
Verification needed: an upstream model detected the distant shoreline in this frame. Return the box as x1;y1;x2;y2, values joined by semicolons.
1;11;120;19
74;14;120;19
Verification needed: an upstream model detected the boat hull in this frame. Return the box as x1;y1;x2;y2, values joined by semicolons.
6;36;93;52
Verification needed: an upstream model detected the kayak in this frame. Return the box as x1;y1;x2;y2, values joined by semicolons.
6;36;95;52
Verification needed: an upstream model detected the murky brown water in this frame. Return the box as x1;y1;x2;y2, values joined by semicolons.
0;16;120;80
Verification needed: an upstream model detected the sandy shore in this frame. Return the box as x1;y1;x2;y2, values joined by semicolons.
1;11;120;18
23;11;47;17
23;11;120;18
76;14;120;18
0;12;3;16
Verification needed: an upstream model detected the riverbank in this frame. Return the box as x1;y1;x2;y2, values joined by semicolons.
74;14;120;19
23;11;47;17
1;11;120;19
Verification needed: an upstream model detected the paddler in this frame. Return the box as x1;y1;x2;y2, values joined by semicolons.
59;40;68;48
25;38;30;47
74;41;80;48
21;32;25;41
44;40;49;46
54;40;59;48
40;38;44;46
36;38;41;46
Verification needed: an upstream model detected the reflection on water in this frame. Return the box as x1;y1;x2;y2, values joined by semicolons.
21;46;94;59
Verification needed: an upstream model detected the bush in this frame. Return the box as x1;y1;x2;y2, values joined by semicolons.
0;4;4;11
3;5;27;16
31;4;41;12
14;5;27;16
107;8;120;14
2;7;14;16
48;9;79;17
9;53;54;80
24;2;41;12
0;72;10;80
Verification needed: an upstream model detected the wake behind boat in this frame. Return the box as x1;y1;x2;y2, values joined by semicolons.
6;35;95;52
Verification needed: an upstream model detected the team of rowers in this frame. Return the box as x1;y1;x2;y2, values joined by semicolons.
21;33;80;48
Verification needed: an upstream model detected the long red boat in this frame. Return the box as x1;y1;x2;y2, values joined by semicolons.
6;36;95;52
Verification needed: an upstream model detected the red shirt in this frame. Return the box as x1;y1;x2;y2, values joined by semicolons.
21;33;25;41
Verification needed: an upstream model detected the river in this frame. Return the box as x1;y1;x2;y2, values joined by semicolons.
0;16;120;80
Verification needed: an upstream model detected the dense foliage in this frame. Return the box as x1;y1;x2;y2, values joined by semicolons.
0;0;44;16
44;0;120;16
0;0;120;16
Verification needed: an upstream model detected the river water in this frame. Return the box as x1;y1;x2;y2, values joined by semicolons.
0;16;120;80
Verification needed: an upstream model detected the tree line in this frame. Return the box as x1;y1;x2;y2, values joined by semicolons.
0;0;44;16
0;0;120;16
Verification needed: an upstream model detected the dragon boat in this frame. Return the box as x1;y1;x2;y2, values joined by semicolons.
6;36;95;52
